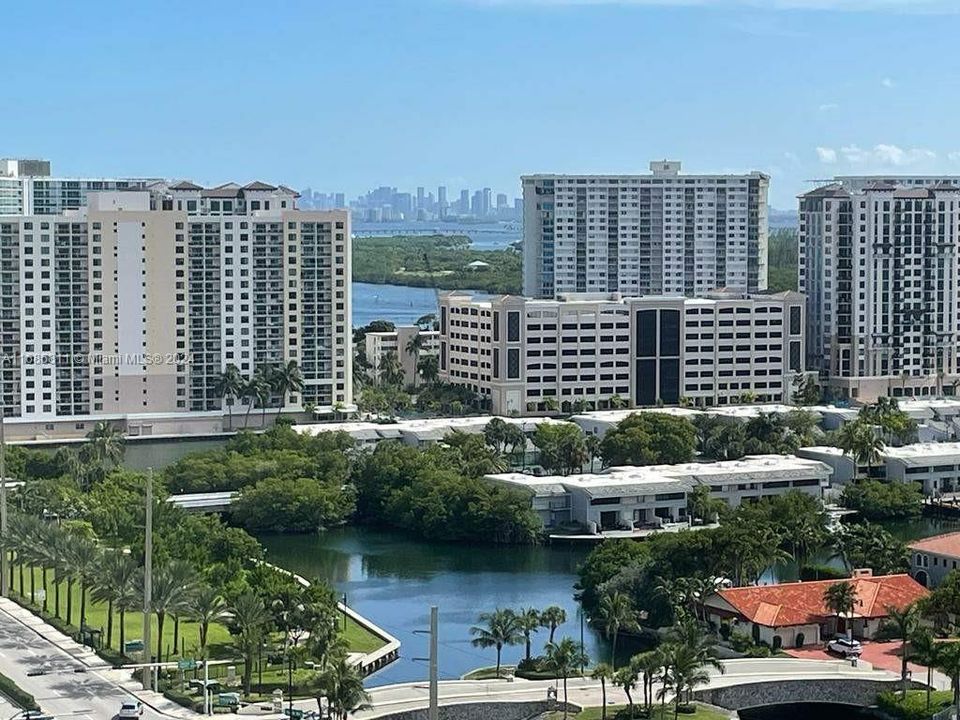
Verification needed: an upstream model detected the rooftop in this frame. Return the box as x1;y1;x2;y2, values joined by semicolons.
883;442;960;465
713;574;928;627
908;532;960;558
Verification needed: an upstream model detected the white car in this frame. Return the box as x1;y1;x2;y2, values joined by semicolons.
827;636;863;657
117;701;144;719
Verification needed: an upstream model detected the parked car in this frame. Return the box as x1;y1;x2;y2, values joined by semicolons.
117;701;144;719
827;636;863;657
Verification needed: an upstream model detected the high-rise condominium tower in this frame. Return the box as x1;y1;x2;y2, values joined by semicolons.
800;176;960;401
0;172;351;438
522;161;769;299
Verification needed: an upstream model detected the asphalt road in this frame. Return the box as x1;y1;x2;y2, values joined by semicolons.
0;601;173;720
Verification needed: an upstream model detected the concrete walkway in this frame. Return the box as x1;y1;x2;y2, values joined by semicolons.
290;657;899;719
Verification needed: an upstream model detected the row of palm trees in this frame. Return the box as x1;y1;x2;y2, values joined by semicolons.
214;360;305;429
0;513;230;663
469;605;569;676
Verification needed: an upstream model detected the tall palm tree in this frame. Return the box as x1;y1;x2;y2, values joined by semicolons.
516;607;541;662
378;351;405;388
215;364;243;430
185;584;228;659
228;592;272;695
585;435;601;473
91;551;138;651
823;581;857;638
271;360;305;419
634;649;665;715
469;609;522;678
66;538;102;632
316;655;372;720
242;372;270;428
661;641;720;720
85;421;125;469
599;591;637;669
35;522;60;614
910;627;938;711
540;606;567;645
884;603;921;697
593;662;613;720
935;640;960;717
417;355;439;386
147;561;196;663
836;419;884;476
544;638;589;720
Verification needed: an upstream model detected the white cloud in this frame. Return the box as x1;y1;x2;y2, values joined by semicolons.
818;103;839;112
816;144;937;166
881;77;896;88
816;147;838;164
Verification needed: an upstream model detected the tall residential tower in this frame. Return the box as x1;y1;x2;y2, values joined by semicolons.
522;161;769;299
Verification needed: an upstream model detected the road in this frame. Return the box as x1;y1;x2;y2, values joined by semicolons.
292;657;899;719
0;598;189;720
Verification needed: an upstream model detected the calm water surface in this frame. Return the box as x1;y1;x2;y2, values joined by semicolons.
259;528;613;685
352;282;441;328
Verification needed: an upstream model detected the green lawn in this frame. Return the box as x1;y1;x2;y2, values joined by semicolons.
546;704;730;720
878;690;955;720
9;564;384;661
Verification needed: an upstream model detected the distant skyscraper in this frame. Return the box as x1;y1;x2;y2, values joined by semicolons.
459;189;469;215
482;188;492;216
334;192;345;208
522;161;769;298
416;186;425;210
471;190;483;216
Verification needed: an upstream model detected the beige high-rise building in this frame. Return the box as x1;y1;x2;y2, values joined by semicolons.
0;180;352;439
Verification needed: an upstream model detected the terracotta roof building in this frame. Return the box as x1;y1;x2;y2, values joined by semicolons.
909;532;960;588
703;571;928;650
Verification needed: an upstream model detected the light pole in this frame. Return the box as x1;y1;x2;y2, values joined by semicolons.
579;606;585;674
428;606;438;720
142;468;153;691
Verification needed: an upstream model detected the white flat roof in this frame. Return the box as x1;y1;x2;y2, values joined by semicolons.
884;442;960;466
797;446;848;457
294;415;574;441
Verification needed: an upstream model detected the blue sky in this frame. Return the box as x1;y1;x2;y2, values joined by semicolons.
4;0;960;207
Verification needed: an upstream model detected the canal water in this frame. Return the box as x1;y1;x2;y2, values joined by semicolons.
259;517;960;687
259;528;611;685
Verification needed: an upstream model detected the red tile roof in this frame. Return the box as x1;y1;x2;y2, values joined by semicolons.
713;574;928;628
908;532;960;559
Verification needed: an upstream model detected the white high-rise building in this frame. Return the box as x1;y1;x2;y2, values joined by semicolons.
0;177;352;439
800;176;960;401
522;161;769;299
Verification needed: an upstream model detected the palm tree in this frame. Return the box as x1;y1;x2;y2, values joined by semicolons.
540;606;567;645
378;351;405;388
185;584;228;659
609;395;627;410
544;638;589;720
585;434;601;473
823;581;857;638
35;522;61;614
228;592;272;695
214;364;243;430
884;603;921;697
935;640;960;717
316;655;372;720
271;360;305;419
85;421;125;469
516;608;541;662
242;371;271;428
910;627;938;711
417;355;439;385
64;536;101;632
599;591;637;669
148;561;196;663
661;642;719;720
469;609;522;678
613;662;639;720
633;649;664;715
593;662;613;720
543;396;560;415
836;419;884;476
91;551;138;651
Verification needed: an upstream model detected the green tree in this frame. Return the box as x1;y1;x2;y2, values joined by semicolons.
593;662;613;720
417;354;440;385
377;350;405;388
469;609;522;678
91;551;139;651
185;584;228;659
599;591;637;670
835;523;908;575
316;655;372;720
516;607;541;662
661;639;722;720
909;627;938;711
613;661;639;720
231;476;355;534
242;371;271;429
270;360;305;418
935;640;960;716
544;638;589;720
540;605;567;645
533;423;588;476
228;592;272;695
599;413;696;467
85;421;126;471
215;364;244;430
882;603;921;697
148;560;197;663
64;537;102;631
841;480;923;521
835;419;884;472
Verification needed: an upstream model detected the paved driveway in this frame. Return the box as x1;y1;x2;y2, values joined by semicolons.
786;640;933;682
